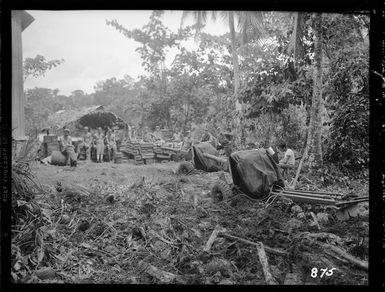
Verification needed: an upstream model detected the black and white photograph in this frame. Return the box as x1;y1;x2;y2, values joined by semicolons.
7;7;377;286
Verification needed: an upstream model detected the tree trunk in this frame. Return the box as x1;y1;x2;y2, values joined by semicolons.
229;11;244;144
185;102;190;129
291;13;323;188
228;11;240;99
264;112;273;147
308;13;323;170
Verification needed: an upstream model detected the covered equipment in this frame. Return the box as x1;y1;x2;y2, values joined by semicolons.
229;149;285;199
176;142;227;174
192;142;226;172
210;149;368;217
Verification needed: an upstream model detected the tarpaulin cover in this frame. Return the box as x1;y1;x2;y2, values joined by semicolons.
229;149;285;199
192;142;223;172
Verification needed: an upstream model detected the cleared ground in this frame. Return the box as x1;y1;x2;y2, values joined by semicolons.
12;160;369;285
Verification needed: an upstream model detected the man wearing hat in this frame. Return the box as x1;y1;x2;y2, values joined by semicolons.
217;131;234;157
142;126;153;142
93;127;105;163
58;127;77;167
200;126;211;143
83;126;92;161
173;127;183;143
105;128;117;162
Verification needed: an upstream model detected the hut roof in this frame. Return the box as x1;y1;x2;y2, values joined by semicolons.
47;105;128;132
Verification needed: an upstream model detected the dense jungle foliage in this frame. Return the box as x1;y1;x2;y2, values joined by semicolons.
24;11;369;175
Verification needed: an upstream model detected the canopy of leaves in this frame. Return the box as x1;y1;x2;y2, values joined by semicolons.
23;55;64;80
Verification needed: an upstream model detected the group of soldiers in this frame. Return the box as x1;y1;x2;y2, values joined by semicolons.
58;126;119;167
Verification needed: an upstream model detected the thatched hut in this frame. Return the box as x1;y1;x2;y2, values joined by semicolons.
47;105;129;137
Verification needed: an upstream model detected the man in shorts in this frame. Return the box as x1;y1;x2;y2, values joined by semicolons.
277;142;295;180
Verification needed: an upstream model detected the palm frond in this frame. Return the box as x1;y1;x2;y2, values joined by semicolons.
219;11;229;24
237;11;266;47
181;11;210;40
180;11;190;29
196;11;206;33
210;11;218;22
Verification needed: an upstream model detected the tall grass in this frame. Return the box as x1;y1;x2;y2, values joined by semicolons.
12;136;43;202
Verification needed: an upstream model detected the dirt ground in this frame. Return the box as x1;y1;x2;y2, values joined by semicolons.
34;160;187;187
11;160;369;285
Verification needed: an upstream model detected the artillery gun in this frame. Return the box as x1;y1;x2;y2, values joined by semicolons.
206;149;368;216
176;142;228;174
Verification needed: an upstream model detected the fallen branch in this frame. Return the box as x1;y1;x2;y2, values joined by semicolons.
129;177;145;189
72;183;92;196
139;261;180;283
255;242;278;285
310;212;321;230
298;232;343;244
323;249;349;265
220;233;287;256
203;224;225;252
291;126;310;189
154;232;176;245
324;244;368;271
301;176;314;185
193;194;199;206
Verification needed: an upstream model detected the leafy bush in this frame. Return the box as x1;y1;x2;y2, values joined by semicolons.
324;94;369;175
280;104;307;151
323;38;369;175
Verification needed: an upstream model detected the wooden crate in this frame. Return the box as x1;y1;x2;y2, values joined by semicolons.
43;135;58;143
156;154;171;159
144;158;155;165
44;142;60;157
142;153;155;159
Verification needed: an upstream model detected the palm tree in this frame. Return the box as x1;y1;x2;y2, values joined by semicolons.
181;11;265;108
181;11;266;145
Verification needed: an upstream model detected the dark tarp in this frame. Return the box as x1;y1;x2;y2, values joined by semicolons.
229;149;285;199
192;142;223;172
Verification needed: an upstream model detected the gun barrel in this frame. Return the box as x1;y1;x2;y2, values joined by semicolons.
202;152;228;164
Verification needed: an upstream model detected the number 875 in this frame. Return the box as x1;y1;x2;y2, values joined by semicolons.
311;268;336;278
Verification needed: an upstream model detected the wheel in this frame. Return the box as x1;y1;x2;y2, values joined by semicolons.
185;149;192;161
171;154;182;162
177;161;194;175
211;180;232;203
